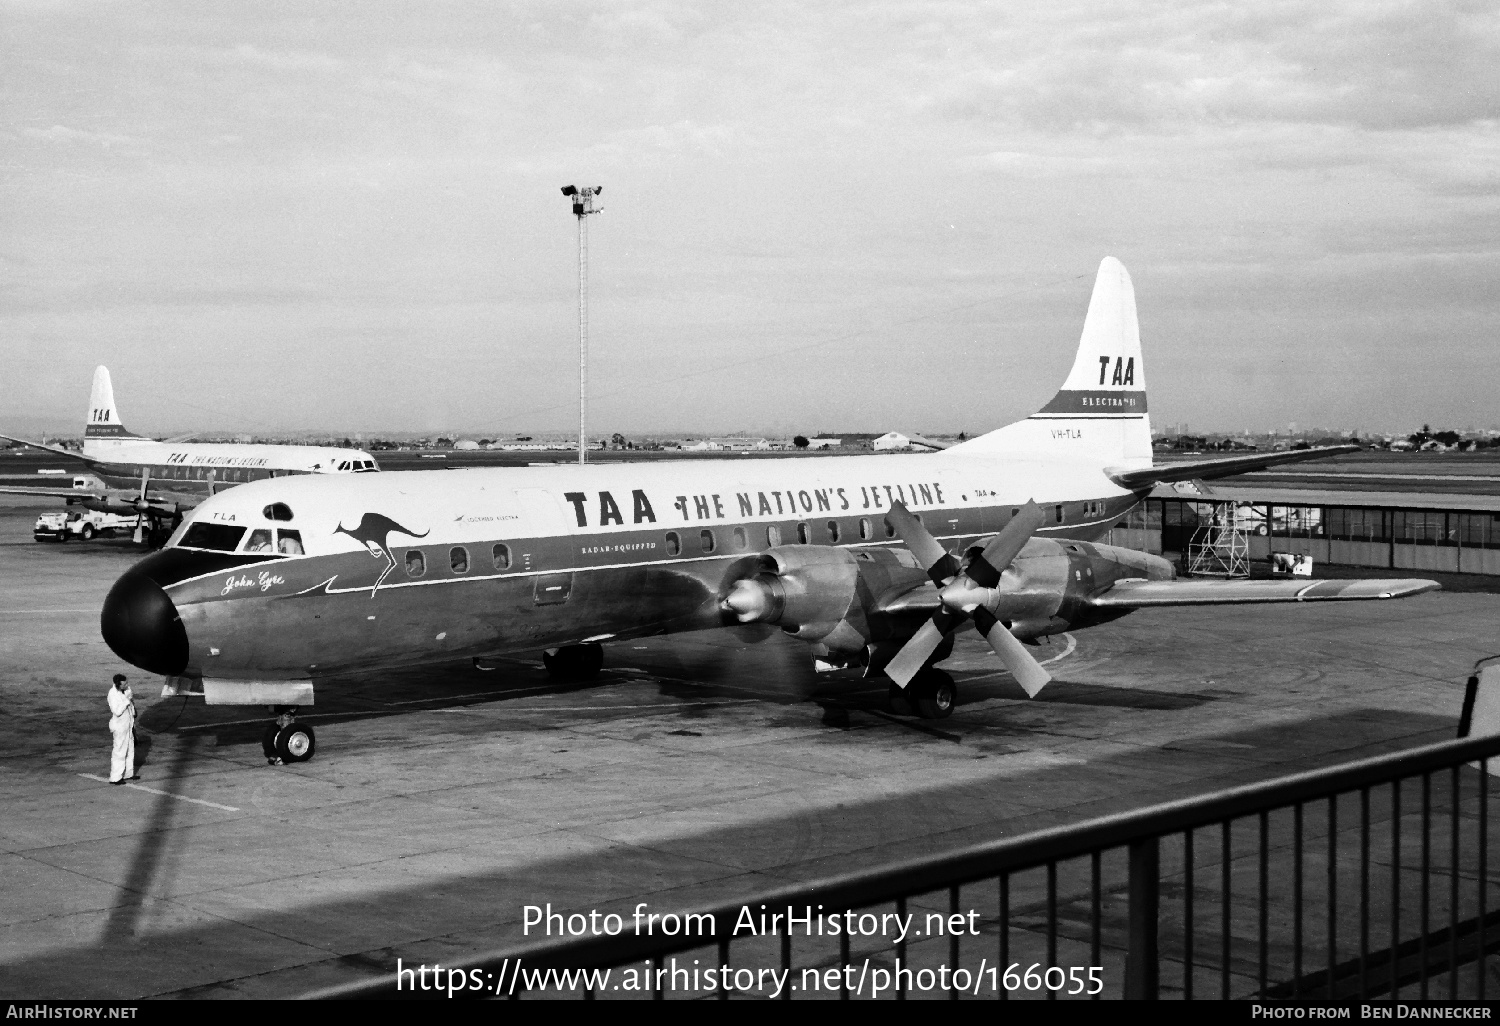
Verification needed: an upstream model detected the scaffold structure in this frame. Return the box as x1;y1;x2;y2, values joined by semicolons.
1186;501;1251;578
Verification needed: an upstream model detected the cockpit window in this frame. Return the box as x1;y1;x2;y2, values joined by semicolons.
338;461;351;471
264;503;294;521
244;529;273;553
179;523;246;552
277;530;304;555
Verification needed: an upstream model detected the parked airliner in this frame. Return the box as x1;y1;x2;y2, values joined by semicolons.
100;259;1437;764
1;367;377;542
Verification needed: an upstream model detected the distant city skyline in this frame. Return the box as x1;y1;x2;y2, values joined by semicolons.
5;3;1497;439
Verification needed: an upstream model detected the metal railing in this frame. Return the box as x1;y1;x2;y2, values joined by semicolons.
311;731;1500;1000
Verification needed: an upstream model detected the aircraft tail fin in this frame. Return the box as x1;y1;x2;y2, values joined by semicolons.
83;367;141;449
948;257;1153;466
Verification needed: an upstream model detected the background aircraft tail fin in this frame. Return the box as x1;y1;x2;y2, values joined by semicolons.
83;366;140;444
948;257;1153;466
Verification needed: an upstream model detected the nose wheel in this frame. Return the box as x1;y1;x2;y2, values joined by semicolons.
262;708;316;765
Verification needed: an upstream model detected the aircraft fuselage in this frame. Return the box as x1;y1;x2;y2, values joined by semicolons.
102;453;1150;681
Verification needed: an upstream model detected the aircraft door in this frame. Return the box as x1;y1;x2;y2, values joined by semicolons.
511;488;577;605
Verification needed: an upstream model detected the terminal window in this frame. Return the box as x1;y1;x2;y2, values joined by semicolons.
1457;513;1500;549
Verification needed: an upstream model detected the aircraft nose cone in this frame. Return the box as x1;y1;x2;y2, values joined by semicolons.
101;570;189;676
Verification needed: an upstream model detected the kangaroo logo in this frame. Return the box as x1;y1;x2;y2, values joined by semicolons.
334;512;430;596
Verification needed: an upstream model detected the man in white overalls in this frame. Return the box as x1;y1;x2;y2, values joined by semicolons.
108;673;137;784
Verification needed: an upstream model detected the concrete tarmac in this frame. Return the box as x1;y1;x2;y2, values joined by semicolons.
1;495;1497;998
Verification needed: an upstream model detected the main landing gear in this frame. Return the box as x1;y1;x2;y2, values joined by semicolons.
542;643;604;682
261;707;316;766
887;668;957;720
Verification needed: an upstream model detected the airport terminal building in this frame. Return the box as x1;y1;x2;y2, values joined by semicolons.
1105;482;1500;576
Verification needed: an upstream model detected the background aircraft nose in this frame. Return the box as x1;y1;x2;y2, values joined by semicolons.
101;570;189;676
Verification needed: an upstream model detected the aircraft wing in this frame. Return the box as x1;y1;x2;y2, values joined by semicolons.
0;433;88;461
0;485;106;499
1090;577;1440;608
1105;444;1359;489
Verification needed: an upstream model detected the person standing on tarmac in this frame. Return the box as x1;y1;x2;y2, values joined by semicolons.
108;673;138;785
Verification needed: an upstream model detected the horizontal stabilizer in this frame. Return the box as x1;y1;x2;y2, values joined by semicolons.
0;485;106;499
0;432;90;461
1090;577;1440;608
1106;444;1359;489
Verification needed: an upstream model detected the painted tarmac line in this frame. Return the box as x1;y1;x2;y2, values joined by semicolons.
0;608;97;614
78;773;240;811
1040;633;1079;666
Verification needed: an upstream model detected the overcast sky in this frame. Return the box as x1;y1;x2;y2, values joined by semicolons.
4;1;1497;438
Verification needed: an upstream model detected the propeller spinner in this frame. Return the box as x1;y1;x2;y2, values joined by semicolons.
884;500;1053;697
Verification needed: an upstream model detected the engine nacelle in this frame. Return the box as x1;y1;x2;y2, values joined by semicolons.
953;537;1176;640
720;546;930;655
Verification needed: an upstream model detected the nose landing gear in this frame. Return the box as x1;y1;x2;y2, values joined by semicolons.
261;707;316;765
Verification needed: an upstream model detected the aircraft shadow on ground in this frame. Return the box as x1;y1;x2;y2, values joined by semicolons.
140;631;1216;751
7;706;1462;998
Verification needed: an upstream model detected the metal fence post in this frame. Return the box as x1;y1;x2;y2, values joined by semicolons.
1126;836;1160;999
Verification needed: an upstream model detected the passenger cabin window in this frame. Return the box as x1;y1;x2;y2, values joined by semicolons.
731;527;747;550
827;520;841;542
245;529;273;553
277;530;304;555
179;523;246;551
796;522;810;544
264;503;293;521
665;531;681;556
492;543;512;570
767;525;782;547
859;518;872;540
450;546;469;573
883;516;896;539
700;529;716;553
1055;504;1064;523
405;550;425;576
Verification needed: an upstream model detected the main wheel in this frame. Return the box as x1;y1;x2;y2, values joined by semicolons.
542;643;604;681
80;524;95;540
887;683;913;716
910;670;957;719
275;723;316;763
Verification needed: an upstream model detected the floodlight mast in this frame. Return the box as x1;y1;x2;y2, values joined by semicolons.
560;185;602;465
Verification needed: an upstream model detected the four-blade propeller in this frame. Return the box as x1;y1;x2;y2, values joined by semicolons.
883;499;1053;697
